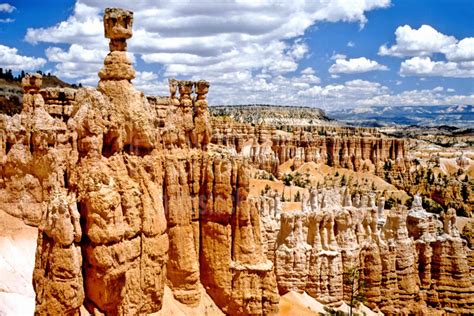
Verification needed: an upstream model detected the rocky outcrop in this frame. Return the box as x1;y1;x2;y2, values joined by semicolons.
211;118;407;176
0;73;71;226
200;157;279;314
40;87;76;119
0;6;472;316
0;8;278;316
33;188;83;315
258;189;474;314
210;105;331;126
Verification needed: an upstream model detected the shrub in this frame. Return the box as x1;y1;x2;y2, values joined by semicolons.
294;191;301;202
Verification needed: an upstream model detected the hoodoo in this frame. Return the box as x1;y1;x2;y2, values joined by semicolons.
0;6;472;316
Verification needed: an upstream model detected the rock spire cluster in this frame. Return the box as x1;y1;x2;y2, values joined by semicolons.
258;187;474;314
211;119;407;176
1;7;278;315
0;7;472;316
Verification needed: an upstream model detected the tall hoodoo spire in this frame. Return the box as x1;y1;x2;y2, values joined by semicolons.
98;8;135;81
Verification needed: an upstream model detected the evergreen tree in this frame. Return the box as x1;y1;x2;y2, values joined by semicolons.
344;265;366;316
340;174;347;187
294;191;301;202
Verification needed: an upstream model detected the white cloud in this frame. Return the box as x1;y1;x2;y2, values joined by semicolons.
381;25;474;63
360;88;474;107
24;0;391;97
400;56;474;78
132;71;168;95
19;1;473;109
43;43;139;84
347;41;355;47
379;24;457;57
299;79;388;100
330;53;347;61
381;24;474;78
25;3;103;46
46;44;106;64
447;88;455;93
295;80;474;108
444;37;474;62
289;41;309;60
44;44;107;83
329;57;388;74
0;2;15;23
0;44;46;70
0;3;15;13
309;0;390;27
300;67;315;75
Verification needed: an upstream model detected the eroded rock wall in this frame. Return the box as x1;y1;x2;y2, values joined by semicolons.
0;8;278;316
257;190;474;314
211;118;407;175
1;6;472;316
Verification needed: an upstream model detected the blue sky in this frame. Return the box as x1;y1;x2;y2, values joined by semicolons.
0;0;473;109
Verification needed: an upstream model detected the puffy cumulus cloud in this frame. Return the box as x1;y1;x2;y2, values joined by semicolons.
25;0;391;96
309;0;390;26
0;44;46;70
0;18;14;23
46;44;106;64
25;3;102;46
400;56;474;78
329;57;388;74
0;3;15;13
379;25;457;57
289;41;309;60
44;44;138;84
381;25;474;63
444;38;474;62
147;40;304;78
297;67;321;84
44;44;107;83
292;79;390;108
298;80;382;109
199;70;323;106
132;71;168;96
300;79;387;98
381;24;474;78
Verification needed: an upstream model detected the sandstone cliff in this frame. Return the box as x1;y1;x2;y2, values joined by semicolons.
211;117;407;177
0;7;472;316
210;104;331;126
0;8;278;315
258;190;474;314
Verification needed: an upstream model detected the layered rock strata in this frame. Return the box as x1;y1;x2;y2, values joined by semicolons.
0;6;472;316
40;87;76;119
211;118;407;175
257;189;474;314
0;8;278;316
